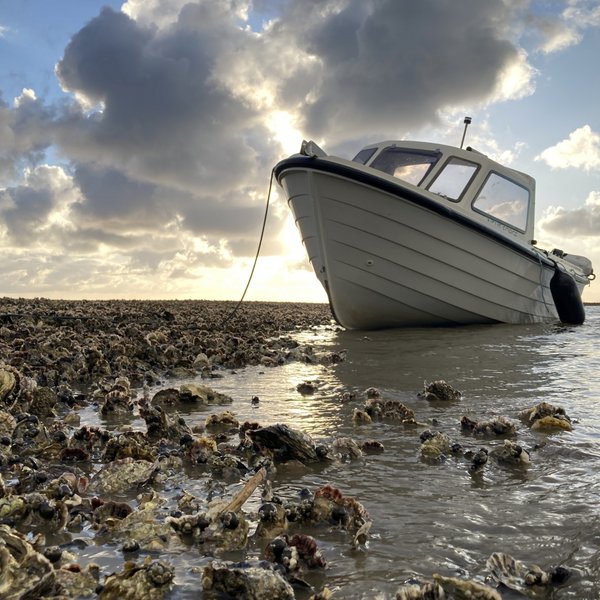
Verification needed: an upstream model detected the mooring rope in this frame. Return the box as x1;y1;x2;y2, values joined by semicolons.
220;168;275;328
536;250;555;316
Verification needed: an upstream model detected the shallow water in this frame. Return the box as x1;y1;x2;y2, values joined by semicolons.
83;306;600;598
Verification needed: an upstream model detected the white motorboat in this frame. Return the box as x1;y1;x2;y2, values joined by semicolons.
274;138;594;329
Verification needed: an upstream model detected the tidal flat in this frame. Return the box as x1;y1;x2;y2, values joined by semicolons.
1;298;599;599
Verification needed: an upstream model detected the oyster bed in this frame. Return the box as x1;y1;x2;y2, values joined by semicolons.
0;297;592;599
0;298;345;599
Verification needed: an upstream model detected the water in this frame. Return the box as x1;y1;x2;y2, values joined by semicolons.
83;307;600;598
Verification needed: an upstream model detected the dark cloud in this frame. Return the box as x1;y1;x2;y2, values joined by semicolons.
264;0;523;141
0;185;55;243
55;6;274;194
0;91;55;181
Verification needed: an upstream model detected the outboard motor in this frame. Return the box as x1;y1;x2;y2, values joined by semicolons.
550;267;585;325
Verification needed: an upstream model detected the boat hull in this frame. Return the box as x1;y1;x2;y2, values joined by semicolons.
277;161;587;329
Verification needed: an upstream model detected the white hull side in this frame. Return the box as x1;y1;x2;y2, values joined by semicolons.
282;169;567;329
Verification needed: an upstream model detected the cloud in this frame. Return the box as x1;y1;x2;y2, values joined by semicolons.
0;0;571;299
539;191;600;238
525;0;600;55
532;17;582;54
0;89;55;182
564;0;600;29
55;7;273;195
242;0;537;142
536;125;600;170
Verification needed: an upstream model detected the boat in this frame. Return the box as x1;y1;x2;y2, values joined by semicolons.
274;136;595;329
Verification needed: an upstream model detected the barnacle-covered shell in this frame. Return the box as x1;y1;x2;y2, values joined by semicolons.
103;431;157;462
179;383;233;405
202;559;295;600
0;410;16;439
289;533;326;569
139;405;192;442
0;524;55;599
519;402;572;431
420;431;453;461
247;423;319;463
186;436;218;463
331;437;363;460
365;398;416;423
167;511;211;540
0;367;18;404
0;492;68;532
255;502;287;539
90;458;159;495
205;410;239;429
100;557;174;599
461;415;517;436
432;573;501;599
353;408;372;424
419;380;462;402
312;485;370;531
489;440;530;466
468;448;489;473
395;581;446;599
486;551;570;593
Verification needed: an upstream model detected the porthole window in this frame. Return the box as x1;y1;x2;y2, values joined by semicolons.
473;172;529;231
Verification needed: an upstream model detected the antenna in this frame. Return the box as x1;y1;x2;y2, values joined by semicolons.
460;116;472;149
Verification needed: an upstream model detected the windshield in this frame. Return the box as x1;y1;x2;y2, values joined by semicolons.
369;148;441;186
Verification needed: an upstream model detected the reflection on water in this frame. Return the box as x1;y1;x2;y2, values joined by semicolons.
84;307;600;598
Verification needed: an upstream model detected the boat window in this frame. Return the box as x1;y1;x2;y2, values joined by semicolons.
428;157;478;202
369;148;440;186
352;148;377;165
472;172;529;231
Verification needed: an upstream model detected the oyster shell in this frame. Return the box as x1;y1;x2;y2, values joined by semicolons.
420;431;453;461
54;563;101;598
432;573;501;599
486;551;570;594
365;398;417;423
419;380;462;402
90;458;159;495
0;524;55;599
202;559;295;600
0;410;16;439
519;402;572;431
179;383;233;405
395;581;446;599
489;440;530;466
100;557;174;599
0;367;18;404
247;423;319;463
461;415;517;436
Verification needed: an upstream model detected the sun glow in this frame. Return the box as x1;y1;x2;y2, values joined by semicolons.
267;110;303;156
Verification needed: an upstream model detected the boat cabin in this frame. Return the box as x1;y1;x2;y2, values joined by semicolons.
351;141;536;245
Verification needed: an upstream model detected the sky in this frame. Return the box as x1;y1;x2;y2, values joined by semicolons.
1;0;600;303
